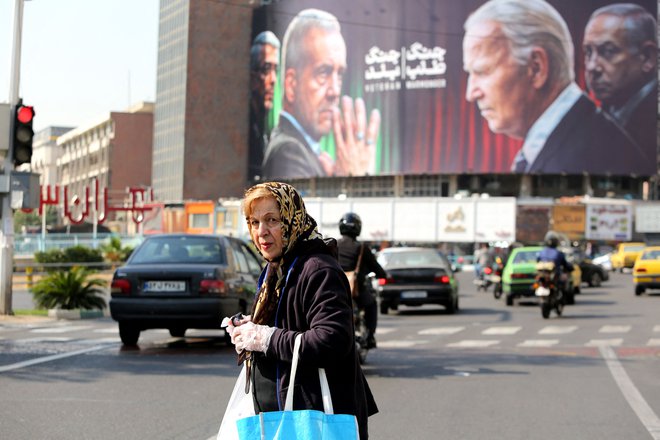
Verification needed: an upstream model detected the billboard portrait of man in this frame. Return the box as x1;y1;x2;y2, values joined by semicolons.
249;31;281;182
261;8;381;180
583;3;658;159
462;0;653;175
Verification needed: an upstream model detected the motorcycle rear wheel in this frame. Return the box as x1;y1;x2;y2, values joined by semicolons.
541;302;552;319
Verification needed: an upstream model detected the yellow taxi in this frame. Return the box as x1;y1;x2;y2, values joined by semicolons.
610;242;645;271
633;246;660;295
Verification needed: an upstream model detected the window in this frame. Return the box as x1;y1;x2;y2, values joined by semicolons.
189;213;210;228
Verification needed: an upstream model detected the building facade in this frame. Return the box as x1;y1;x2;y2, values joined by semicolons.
152;0;252;201
29;126;74;187
56;102;154;229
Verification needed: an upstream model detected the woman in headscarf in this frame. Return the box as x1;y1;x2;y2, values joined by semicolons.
227;181;377;439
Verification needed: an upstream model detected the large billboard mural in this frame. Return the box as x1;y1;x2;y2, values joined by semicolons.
249;0;657;180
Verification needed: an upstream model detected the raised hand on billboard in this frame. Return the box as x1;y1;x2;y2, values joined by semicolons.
333;96;381;176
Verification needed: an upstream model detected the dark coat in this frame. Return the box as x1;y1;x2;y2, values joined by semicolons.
617;82;657;167
527;94;654;175
262;115;327;179
337;235;387;305
255;250;378;439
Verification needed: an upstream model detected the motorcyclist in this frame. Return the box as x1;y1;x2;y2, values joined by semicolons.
537;231;573;294
337;213;386;349
473;243;493;283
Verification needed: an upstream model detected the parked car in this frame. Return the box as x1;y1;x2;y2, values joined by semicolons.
501;246;578;306
632;246;660;296
610;242;645;272
110;234;264;345
564;248;609;287
375;247;459;314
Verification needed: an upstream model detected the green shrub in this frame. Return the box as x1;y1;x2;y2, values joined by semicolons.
31;267;107;311
34;246;104;271
100;236;134;263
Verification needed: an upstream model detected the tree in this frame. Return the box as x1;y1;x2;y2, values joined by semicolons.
31;266;107;310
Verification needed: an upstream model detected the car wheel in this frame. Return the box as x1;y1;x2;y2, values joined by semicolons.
505;294;514;306
589;272;602;288
445;298;457;314
119;322;140;346
169;327;186;338
380;302;389;315
635;285;645;296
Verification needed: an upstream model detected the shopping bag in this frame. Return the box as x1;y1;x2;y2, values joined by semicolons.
217;365;255;440
236;335;359;440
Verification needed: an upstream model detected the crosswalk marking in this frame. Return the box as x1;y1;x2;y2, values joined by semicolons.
586;338;623;347
599;325;632;334
418;327;465;335
93;328;119;334
653;326;660;333
30;326;91;334
482;326;521;335
378;340;427;348
647;339;660;347
376;328;396;335
539;325;577;335
18;337;74;343
447;340;500;348
518;339;559;347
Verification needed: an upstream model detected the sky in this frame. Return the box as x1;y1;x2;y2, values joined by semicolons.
0;0;159;132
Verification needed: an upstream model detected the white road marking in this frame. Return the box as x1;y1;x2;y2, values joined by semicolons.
376;328;396;335
378;340;428;348
599;325;632;334
93;328;119;334
418;327;465;335
482;326;521;335
0;344;113;373
16;337;74;343
517;340;559;347
30;326;91;334
653;326;660;333
599;345;660;439
586;339;623;347
539;325;577;335
647;339;660;347
447;340;500;348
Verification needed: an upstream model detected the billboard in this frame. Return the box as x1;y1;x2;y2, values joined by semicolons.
249;0;657;180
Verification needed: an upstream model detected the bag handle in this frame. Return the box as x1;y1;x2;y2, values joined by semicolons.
355;244;364;274
284;334;334;414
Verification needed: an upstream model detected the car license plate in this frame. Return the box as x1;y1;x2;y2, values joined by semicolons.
535;286;550;297
144;281;185;292
401;291;427;299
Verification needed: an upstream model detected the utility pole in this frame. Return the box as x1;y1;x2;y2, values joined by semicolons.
0;0;25;315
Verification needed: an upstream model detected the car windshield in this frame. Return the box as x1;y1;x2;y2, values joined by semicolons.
378;250;448;269
512;250;540;264
641;250;660;260
624;245;645;252
130;236;226;264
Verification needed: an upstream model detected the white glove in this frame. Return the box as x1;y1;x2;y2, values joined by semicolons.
231;321;275;354
221;314;252;336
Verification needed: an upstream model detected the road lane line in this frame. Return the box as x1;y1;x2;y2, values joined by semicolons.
518;339;559;347
587;338;623;347
539;325;577;335
447;340;500;348
482;326;520;335
599;325;632;334
0;344;112;373
418;326;465;335
599;345;660;440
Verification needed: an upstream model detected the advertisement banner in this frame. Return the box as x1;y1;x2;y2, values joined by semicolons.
474;198;516;242
250;0;657;181
552;205;586;240
516;205;551;244
585;203;633;241
437;200;476;243
635;203;660;233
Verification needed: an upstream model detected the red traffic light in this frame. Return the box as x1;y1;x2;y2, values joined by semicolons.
17;105;34;124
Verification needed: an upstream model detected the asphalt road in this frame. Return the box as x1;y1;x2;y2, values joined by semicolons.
0;270;658;440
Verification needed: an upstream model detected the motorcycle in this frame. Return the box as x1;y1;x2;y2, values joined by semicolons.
491;258;504;299
534;261;564;319
474;265;493;291
353;300;369;364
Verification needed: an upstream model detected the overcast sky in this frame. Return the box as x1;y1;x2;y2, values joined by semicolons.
0;0;158;132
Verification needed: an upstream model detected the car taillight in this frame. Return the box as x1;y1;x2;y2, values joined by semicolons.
512;273;531;279
635;268;646;273
434;274;450;283
200;279;226;294
111;279;131;295
378;276;394;285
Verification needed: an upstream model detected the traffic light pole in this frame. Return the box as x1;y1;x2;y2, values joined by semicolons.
0;0;25;315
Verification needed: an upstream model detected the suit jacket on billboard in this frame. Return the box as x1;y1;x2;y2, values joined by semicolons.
262;115;326;179
527;94;655;175
614;80;658;166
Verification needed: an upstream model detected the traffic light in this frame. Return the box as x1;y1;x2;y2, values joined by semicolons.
13;101;35;166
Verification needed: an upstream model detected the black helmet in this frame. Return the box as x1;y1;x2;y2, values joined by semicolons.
339;212;362;237
544;231;560;248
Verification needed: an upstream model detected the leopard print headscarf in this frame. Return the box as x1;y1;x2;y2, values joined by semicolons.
245;181;323;326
